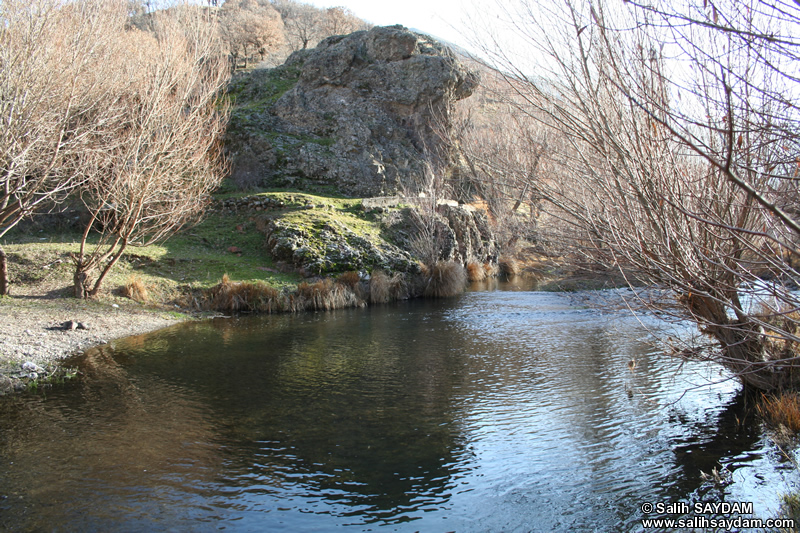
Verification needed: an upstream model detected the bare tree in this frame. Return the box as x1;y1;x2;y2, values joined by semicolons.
468;0;800;389
71;5;230;298
272;0;324;51
621;0;800;239
220;0;284;69
449;72;547;250
323;6;369;36
0;0;132;296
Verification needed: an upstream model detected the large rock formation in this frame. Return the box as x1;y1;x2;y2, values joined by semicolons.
225;25;479;197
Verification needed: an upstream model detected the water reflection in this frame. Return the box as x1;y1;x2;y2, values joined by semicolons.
0;344;225;531
0;286;796;531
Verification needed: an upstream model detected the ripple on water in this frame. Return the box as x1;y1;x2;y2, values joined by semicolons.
0;288;795;531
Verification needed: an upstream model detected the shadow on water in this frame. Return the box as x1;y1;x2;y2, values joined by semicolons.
0;286;797;531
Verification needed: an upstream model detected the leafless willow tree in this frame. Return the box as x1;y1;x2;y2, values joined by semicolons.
219;0;285;69
323;6;368;36
71;5;230;298
271;0;322;51
623;0;800;238
0;0;132;296
468;0;800;389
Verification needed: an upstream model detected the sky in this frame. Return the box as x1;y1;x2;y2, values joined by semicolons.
303;0;477;50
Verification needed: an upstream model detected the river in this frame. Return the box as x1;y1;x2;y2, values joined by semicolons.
0;281;796;531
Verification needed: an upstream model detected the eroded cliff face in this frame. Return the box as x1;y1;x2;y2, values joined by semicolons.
225;25;479;197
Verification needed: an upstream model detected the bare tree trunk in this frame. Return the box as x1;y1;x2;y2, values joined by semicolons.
0;246;9;296
73;270;90;299
87;241;128;298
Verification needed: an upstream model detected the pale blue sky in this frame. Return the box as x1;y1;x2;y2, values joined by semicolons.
304;0;475;48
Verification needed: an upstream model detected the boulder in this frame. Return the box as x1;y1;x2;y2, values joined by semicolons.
225;25;479;197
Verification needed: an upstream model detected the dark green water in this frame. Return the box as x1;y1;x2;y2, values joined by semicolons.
0;282;796;531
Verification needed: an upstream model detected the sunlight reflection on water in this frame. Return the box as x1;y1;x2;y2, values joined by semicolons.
0;284;796;531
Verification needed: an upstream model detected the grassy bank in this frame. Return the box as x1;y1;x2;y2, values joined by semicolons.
3;189;480;314
3;188;619;315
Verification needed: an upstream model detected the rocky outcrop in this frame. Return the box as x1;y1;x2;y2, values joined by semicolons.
225;25;479;197
370;200;498;266
210;191;497;277
264;216;418;276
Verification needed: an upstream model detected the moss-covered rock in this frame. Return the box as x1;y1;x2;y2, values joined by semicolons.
263;212;418;275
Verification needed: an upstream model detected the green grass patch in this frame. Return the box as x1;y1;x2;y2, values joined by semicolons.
2;209;302;302
1;188;403;304
225;60;304;115
258;191;386;246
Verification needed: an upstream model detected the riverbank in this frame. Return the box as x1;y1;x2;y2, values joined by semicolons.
0;289;191;394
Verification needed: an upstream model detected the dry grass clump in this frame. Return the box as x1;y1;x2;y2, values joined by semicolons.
191;266;449;314
499;257;520;277
336;270;363;300
466;261;486;282
197;274;368;314
206;273;283;313
757;392;800;434
337;270;361;288
296;278;363;311
121;275;149;303
483;262;499;278
423;261;467;298
369;270;391;304
369;270;408;304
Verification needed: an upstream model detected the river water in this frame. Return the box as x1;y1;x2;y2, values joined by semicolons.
0;281;797;531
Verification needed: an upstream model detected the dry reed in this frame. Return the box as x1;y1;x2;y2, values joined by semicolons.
757;392;800;433
369;270;391;304
204;273;283;313
337;270;363;300
337;270;361;288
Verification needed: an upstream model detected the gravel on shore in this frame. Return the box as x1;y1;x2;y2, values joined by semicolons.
0;295;189;394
